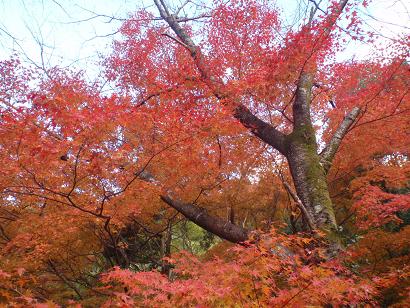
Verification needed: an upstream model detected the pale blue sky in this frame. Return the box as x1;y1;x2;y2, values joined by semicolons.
0;0;408;80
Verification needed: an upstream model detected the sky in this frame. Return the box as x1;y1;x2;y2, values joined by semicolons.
0;0;408;80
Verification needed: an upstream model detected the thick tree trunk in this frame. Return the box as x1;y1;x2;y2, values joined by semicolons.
286;141;338;235
287;72;341;248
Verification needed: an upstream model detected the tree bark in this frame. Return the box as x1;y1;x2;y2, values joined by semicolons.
161;221;173;276
286;141;338;237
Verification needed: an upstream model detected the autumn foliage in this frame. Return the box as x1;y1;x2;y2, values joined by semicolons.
0;0;409;307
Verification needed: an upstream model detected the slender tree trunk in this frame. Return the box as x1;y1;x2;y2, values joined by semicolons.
161;221;172;276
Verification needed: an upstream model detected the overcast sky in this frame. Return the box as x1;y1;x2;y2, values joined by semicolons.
0;0;408;80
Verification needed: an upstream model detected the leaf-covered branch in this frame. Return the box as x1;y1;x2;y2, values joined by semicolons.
153;0;287;154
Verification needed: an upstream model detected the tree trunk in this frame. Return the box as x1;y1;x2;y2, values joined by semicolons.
286;134;340;248
287;72;341;249
161;221;173;276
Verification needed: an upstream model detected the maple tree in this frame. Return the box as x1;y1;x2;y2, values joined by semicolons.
0;0;409;306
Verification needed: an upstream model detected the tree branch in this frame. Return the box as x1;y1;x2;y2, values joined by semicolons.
233;105;287;155
320;107;361;173
283;181;316;230
161;33;189;49
160;195;249;243
153;0;287;154
136;169;248;243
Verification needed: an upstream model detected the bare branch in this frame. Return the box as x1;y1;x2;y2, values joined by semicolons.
160;195;249;243
136;169;248;243
175;0;190;16
283;181;316;230
308;0;325;25
161;33;189;49
233;105;287;155
320;107;361;173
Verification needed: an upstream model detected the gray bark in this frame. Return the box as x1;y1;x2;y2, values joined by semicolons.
320;107;361;173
